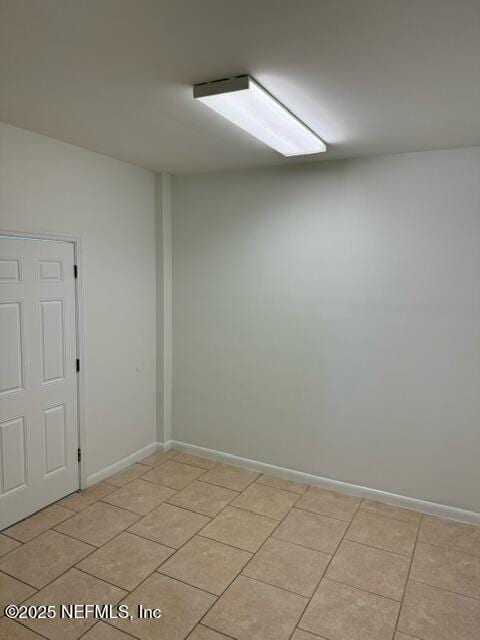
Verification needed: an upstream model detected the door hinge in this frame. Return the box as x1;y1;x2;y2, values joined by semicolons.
77;448;81;463
73;264;78;279
76;358;80;372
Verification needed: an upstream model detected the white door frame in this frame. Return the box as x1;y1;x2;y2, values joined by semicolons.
0;229;87;490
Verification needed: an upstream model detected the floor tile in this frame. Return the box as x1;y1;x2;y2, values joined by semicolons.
360;500;421;524
77;531;173;591
0;533;21;557
111;573;215;640
346;511;418;557
81;622;134;639
159;535;251;595
4;504;75;542
0;571;36;614
326;539;410;600
394;634;418;640
255;474;308;495
299;578;399;640
0;618;45;639
21;568;126;640
0;530;94;588
296;487;361;522
200;506;277;552
58;483;116;511
104;464;148;487
410;541;480;599
231;483;299;520
419;515;480;556
101;479;176;515
140;460;206;489
167;480;238;517
173;452;217;469
200;463;259;492
138;449;178;467
128;503;209;548
188;626;232;639
54;502;140;547
398;580;480;640
243;537;330;597
204;575;307;640
273;508;347;553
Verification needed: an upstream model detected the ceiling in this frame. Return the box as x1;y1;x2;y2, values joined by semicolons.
1;0;480;174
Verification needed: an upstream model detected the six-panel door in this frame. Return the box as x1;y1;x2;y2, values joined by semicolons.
0;237;79;529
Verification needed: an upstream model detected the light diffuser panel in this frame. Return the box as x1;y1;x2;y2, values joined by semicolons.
194;76;326;156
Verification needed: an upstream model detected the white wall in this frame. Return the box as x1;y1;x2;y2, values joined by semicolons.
0;122;156;479
172;148;480;512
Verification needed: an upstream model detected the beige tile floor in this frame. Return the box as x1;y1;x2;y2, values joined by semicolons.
1;449;479;640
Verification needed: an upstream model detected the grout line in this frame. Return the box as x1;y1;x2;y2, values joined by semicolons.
359;505;422;526
139;475;206;491
293;504;359;524
1;507;81;545
120;526;186;550
225;500;301;522
288;496;364;640
342;534;414;559
97;498;173;518
74;564;161;596
198;467;262;494
408;577;480;602
253;476;310;497
76;620;139;640
412;537;480;559
392;511;423;637
153;569;223;597
0;566;42;591
159;501;235;528
1;531;26;543
196;531;269;555
269;531;338;556
193;622;238;639
237;572;311;599
323;576;403;603
335;537;415;561
349;507;422;529
209;503;282;523
10;619;52;640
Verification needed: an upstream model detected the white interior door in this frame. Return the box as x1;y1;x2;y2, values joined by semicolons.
0;236;79;529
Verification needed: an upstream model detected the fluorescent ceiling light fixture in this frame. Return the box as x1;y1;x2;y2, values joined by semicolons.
193;76;326;156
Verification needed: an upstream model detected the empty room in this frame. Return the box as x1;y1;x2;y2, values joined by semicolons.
0;2;479;640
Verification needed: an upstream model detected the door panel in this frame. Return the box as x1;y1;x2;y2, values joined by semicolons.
0;301;24;395
0;416;27;494
40;299;65;383
0;237;79;529
0;258;21;282
43;403;67;475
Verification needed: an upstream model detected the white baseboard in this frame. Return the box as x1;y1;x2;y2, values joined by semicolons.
86;442;160;487
171;440;480;526
158;440;173;452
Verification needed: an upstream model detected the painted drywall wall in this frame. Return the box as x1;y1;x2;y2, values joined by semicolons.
172;148;480;512
0;122;156;478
